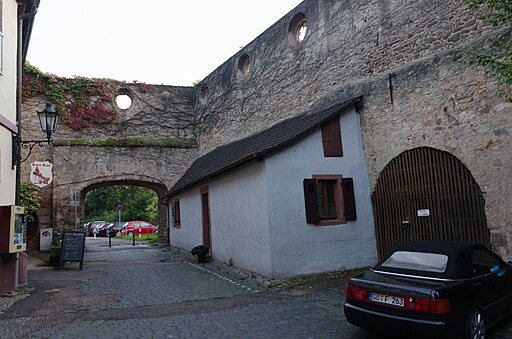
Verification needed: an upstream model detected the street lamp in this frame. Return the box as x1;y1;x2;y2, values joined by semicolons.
12;102;59;166
37;102;59;143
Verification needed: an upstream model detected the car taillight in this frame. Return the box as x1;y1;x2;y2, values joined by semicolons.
345;284;368;301
406;297;451;314
430;298;451;314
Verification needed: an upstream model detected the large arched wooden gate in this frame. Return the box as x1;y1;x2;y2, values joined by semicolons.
372;147;489;260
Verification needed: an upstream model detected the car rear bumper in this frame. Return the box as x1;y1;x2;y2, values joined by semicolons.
344;302;463;338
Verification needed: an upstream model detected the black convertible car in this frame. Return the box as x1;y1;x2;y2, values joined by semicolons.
344;240;512;339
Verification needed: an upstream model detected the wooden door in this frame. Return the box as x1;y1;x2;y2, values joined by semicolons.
372;147;489;260
201;186;212;256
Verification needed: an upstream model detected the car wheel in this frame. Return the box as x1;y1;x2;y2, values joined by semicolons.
466;308;485;339
128;231;134;237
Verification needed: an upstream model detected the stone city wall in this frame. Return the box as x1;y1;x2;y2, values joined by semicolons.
192;0;511;258
21;0;511;256
20;83;198;241
195;0;495;153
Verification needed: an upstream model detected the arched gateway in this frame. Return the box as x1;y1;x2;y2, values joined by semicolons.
372;147;490;260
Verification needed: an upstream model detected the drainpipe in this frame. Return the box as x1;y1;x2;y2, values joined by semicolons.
14;0;38;290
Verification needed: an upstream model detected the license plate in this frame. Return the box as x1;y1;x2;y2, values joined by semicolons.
369;292;405;307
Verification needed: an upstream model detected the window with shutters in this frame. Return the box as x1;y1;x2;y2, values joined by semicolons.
303;175;357;226
172;199;181;228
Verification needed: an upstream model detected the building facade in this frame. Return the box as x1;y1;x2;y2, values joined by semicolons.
167;101;377;277
167;0;511;274
0;0;38;295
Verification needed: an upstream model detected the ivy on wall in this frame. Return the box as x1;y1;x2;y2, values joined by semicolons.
23;62;118;130
20;183;41;222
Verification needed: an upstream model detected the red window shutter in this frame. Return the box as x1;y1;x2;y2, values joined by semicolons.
321;116;343;157
342;178;357;221
303;178;320;224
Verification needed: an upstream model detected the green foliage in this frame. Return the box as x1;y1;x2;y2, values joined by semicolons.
23;61;120;129
465;0;512;25
464;0;512;87
266;268;369;290
85;186;158;224
20;183;41;222
59;137;197;148
117;233;158;245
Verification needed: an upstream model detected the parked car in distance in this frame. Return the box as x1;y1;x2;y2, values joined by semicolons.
106;222;125;236
120;221;157;236
96;222;112;237
344;240;512;339
85;221;107;237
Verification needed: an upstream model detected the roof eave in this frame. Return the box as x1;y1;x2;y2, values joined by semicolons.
166;97;362;198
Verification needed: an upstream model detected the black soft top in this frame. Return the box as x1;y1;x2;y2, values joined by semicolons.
373;240;488;279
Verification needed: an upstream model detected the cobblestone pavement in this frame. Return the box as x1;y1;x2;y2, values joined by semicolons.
1;237;511;339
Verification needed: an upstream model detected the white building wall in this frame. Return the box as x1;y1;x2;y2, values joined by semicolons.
169;162;273;276
169;189;204;250
171;106;376;277
0;0;20;206
265;107;377;277
208;162;272;276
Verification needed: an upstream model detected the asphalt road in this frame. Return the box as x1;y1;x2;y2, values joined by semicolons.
0;237;511;339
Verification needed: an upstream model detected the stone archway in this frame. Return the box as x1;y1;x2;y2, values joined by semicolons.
54;175;169;243
372;147;490;260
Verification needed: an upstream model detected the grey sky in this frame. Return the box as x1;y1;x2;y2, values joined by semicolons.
27;0;303;86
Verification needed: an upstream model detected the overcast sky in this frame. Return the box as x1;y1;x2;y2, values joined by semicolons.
27;0;304;86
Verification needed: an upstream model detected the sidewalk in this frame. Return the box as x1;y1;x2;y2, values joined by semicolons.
0;251;48;316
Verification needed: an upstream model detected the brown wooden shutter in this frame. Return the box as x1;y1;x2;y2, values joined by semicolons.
321;116;343;157
173;200;181;227
303;178;320;224
342;178;357;221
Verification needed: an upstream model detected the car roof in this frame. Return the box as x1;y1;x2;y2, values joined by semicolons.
374;240;490;279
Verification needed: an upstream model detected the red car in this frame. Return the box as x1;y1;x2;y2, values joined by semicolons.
120;221;157;236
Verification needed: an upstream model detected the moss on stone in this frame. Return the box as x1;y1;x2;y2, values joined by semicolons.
55;137;197;148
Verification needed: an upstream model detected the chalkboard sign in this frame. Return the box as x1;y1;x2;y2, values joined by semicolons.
59;231;86;270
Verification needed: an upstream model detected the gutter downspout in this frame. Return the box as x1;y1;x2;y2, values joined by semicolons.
14;1;38;290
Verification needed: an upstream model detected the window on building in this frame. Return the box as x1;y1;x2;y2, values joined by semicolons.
321;116;343;157
303;175;356;225
172;199;181;228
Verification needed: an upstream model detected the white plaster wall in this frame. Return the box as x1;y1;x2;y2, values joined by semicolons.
169;162;273;276
0;0;19;206
171;107;376;277
169;189;204;250
208;162;272;276
265;107;377;277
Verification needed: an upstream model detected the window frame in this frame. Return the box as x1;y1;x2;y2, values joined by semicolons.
303;175;357;226
313;174;344;225
305;175;344;226
172;199;181;228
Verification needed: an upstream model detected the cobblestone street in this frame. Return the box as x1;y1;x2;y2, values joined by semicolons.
0;237;511;338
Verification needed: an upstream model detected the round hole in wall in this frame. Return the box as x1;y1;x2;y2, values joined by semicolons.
296;19;308;41
199;84;210;104
115;93;133;110
288;13;308;43
237;53;251;79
